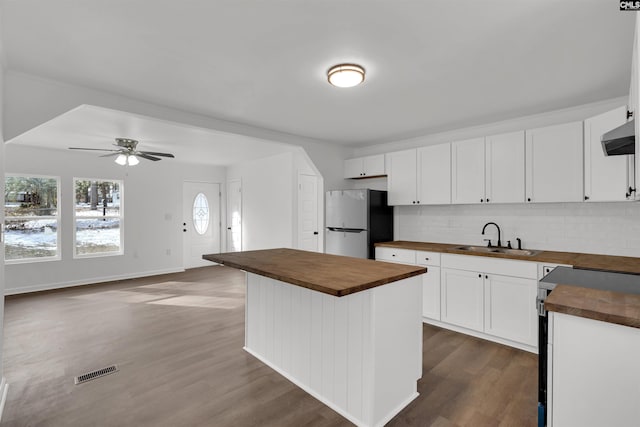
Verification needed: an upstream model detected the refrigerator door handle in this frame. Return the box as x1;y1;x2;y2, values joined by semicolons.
327;227;365;233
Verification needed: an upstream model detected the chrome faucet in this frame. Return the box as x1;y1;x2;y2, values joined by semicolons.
482;222;502;247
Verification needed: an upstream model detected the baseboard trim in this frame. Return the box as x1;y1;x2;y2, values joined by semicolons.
4;267;186;296
0;377;9;422
423;317;538;354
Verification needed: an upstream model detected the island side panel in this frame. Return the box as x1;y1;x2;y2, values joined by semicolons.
244;272;422;427
371;275;422;425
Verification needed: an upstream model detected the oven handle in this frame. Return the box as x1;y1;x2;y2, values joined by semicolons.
536;296;546;317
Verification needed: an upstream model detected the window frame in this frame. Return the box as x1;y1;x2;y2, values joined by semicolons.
73;177;124;259
4;173;61;264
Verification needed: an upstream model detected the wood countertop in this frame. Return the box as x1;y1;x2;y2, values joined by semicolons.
375;241;640;274
202;248;426;297
545;285;640;329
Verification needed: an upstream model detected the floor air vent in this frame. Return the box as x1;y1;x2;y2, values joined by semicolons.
74;364;119;385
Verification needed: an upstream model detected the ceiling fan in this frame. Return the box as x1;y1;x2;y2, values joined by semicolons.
69;138;175;166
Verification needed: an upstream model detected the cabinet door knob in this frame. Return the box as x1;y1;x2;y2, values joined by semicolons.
392;254;396;257
486;198;490;203
584;195;589;201
416;201;420;204
480;199;484;203
478;274;482;278
527;198;532;202
425;257;429;261
485;275;488;279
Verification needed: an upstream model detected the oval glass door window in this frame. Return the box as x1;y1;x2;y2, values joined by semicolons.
192;193;210;235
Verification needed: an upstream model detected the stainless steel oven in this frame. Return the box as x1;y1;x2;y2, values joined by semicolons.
537;267;640;427
536;279;556;427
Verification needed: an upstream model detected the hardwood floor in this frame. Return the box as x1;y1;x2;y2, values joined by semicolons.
1;266;537;426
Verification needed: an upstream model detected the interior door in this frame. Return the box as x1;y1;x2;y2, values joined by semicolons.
298;174;319;252
183;181;221;268
226;179;242;252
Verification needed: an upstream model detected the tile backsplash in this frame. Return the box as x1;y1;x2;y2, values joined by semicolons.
396;202;640;257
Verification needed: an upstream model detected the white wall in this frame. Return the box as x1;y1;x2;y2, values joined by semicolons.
4;71;351;194
226;152;295;251
353;97;628;156
0;9;7;408
397;202;640;257
4;144;225;294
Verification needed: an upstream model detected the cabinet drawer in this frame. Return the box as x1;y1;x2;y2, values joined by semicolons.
416;251;441;267
375;247;416;265
441;253;537;279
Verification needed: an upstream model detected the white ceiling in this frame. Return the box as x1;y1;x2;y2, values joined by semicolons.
1;1;636;146
8;105;295;166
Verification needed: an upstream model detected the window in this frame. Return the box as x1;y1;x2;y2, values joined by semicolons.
4;175;60;262
74;178;123;257
193;192;210;235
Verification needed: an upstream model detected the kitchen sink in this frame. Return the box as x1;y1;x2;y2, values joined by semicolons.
453;245;540;256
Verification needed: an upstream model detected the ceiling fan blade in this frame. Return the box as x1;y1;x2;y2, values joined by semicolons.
69;147;120;152
99;153;121;158
137;153;162;161
139;151;175;158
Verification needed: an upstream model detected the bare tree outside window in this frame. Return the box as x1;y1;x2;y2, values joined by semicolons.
74;178;123;256
4;175;60;261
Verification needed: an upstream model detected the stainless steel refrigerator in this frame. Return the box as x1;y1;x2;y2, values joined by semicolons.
325;189;393;259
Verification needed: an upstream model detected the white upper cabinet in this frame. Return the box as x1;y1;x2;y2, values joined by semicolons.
451;137;485;204
387;149;418;205
387;144;451;205
452;132;524;204
525;121;584;203
485;131;525;203
418;144;451;205
584;106;633;202
343;154;385;179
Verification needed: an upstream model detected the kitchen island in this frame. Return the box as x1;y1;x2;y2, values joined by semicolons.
203;248;426;427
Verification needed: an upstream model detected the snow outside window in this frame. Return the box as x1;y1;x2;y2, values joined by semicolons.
4;175;61;263
74;178;123;257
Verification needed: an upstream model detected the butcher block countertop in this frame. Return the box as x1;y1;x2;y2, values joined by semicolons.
202;248;426;297
375;240;640;274
545;285;640;329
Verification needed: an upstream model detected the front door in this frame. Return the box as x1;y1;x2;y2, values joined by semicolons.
183;181;220;268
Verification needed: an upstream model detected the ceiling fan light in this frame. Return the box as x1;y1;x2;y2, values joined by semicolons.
327;64;365;88
127;155;140;166
115;154;128;166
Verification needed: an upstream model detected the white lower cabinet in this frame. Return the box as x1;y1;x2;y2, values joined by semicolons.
549;312;640;427
441;268;484;331
484;274;537;347
421;266;441;321
377;248;541;352
416;251;441;321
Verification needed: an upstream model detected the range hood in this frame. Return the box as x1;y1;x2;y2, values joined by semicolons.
602;119;635;156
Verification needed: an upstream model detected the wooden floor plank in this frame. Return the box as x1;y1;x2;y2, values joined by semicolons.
1;265;537;426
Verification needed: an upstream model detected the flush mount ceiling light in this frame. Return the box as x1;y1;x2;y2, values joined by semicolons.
327;64;365;88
